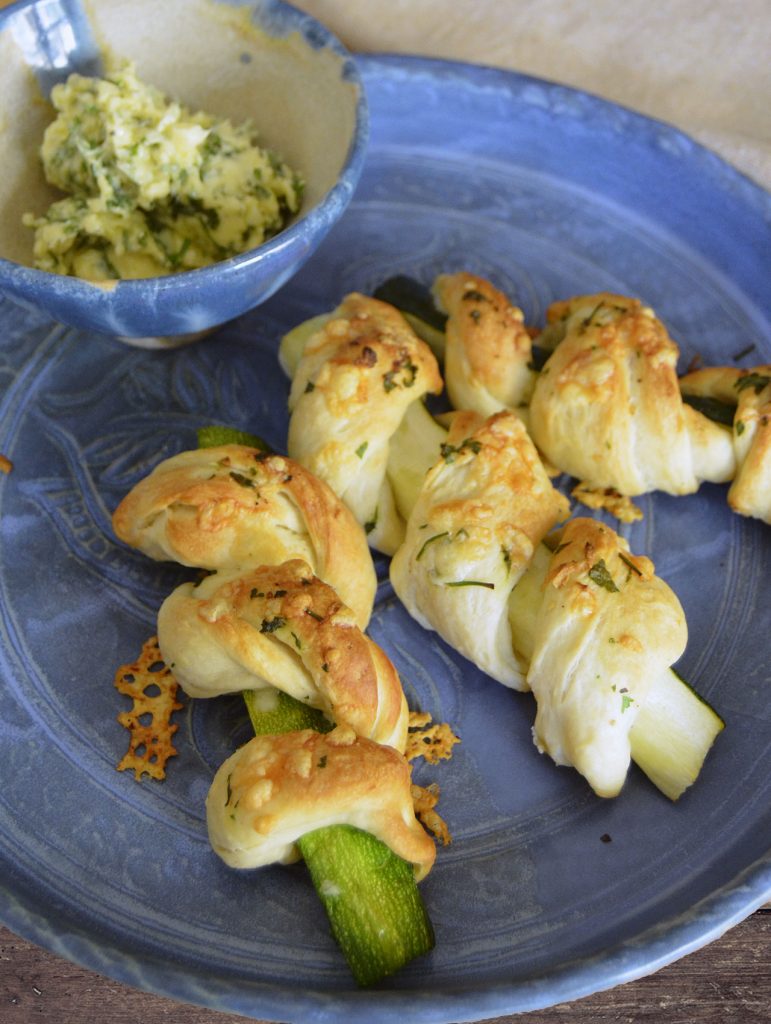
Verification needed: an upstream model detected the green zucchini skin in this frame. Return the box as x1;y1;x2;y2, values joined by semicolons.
243;688;331;736
197;425;271;451
373;275;448;332
298;825;435;987
529;345;550;372
681;393;736;427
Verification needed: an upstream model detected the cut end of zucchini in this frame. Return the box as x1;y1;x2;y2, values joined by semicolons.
629;668;725;801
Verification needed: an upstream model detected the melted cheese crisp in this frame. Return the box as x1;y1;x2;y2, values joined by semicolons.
23;63;303;280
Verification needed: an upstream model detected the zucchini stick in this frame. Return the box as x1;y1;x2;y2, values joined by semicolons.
628;670;725;801
389;409;723;799
388;417;723;800
200;424;436;984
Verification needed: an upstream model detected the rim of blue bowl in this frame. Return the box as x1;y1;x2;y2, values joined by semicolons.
0;0;370;309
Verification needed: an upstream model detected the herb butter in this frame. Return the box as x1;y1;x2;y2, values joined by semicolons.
23;63;303;280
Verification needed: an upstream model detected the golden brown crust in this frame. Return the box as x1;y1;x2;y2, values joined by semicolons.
437;410;570;549
207;726;436;879
681;365;771;523
528;517;688;797
728;367;771;522
112;444;376;627
158;560;408;750
530;294;699;496
434;272;534;416
286;293;443;555
679;365;743;403
390;410;570;690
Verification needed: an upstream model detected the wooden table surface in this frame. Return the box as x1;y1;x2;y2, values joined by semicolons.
2;910;769;1023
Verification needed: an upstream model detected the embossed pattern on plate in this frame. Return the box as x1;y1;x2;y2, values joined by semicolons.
0;55;769;1024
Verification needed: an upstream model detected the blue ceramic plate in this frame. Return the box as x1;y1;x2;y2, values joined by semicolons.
0;55;769;1023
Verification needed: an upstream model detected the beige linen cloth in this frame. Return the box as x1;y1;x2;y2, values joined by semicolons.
295;0;771;192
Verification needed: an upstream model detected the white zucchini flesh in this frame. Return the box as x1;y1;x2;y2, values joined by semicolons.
506;543;551;664
628;670;724;800
386;400;448;523
401;312;446;361
278;312;332;377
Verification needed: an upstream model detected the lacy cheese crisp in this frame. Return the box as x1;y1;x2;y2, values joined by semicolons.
114;636;183;780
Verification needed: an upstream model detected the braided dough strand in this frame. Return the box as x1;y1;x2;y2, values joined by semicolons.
112;444;376;627
680;365;771;523
158;559;409;751
287;293;443;555
434;272;535;417
207;726;436;879
528;518;688;797
391;410;569;690
529;294;734;496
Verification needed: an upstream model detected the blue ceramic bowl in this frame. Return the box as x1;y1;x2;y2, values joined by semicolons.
0;0;368;344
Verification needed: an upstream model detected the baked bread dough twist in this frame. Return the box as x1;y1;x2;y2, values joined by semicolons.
112;444;376;628
207;725;436;879
528;294;736;496
680;365;771;524
158;559;409;751
114;448;435;886
433;272;535;417
528;517;687;797
286;293;443;555
390;410;570;690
